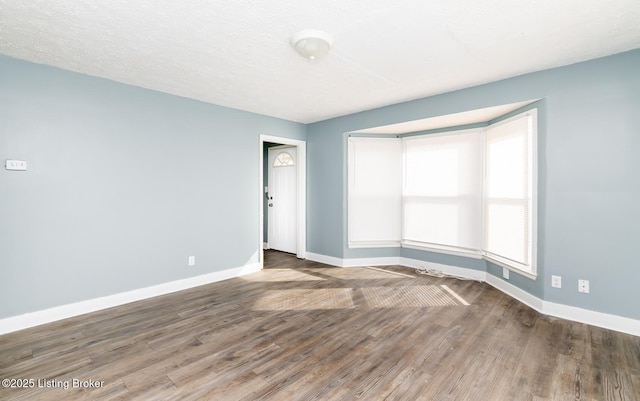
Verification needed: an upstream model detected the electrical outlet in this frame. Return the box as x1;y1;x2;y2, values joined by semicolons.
551;275;562;288
578;279;589;293
188;256;195;266
502;267;509;280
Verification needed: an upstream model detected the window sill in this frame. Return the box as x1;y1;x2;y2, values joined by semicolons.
345;241;538;281
401;241;483;259
484;254;537;280
348;240;401;249
401;241;537;281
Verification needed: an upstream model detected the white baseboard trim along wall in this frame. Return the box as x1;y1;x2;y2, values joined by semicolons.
305;252;640;337
0;263;261;335
484;274;640;337
3;254;638;338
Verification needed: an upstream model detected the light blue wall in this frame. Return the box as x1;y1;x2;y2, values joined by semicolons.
0;56;305;318
2;49;639;323
307;49;640;320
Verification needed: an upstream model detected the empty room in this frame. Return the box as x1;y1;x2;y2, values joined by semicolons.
1;1;639;400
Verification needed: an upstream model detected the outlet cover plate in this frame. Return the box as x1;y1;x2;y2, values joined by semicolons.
551;275;562;288
578;279;589;293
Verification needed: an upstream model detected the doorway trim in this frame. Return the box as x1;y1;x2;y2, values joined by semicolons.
259;135;306;266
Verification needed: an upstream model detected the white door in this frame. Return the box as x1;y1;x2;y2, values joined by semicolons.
268;147;297;253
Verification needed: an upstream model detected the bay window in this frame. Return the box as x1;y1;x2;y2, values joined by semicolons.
347;108;537;276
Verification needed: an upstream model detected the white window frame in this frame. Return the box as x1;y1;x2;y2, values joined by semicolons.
482;109;538;278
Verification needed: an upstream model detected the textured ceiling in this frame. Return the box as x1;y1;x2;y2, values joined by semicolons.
1;1;639;123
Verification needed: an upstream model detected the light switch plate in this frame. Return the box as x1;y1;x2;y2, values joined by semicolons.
5;160;27;171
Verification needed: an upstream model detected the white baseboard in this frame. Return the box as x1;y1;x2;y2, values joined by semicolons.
484;273;544;312
0;263;261;335
306;252;640;337
305;252;346;267
485;273;640;337
541;300;640;337
306;253;402;268
4;252;638;338
263;242;269;250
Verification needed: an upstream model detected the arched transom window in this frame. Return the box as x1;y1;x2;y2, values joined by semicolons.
273;152;294;167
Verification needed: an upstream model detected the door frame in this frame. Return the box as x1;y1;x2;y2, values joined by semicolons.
259;135;306;266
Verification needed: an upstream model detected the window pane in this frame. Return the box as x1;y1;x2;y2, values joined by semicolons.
403;131;482;251
487;135;526;198
348;138;402;246
483;112;535;272
406;147;459;196
274;152;294;167
404;197;480;249
486;202;527;264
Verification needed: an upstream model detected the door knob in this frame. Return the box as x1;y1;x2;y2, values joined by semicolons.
268;203;273;207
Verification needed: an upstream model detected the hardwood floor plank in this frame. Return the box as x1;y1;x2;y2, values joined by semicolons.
1;250;638;400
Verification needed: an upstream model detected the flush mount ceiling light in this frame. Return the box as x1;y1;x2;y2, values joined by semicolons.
290;29;333;60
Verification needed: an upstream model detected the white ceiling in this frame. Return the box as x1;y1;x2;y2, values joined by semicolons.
1;1;639;124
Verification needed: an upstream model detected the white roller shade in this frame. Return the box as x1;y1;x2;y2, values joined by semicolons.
483;111;536;271
348;137;402;247
402;130;482;254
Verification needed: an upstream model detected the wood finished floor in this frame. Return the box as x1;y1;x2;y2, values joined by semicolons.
1;250;639;400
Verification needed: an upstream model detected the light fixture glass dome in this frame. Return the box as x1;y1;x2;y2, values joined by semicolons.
290;29;333;60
